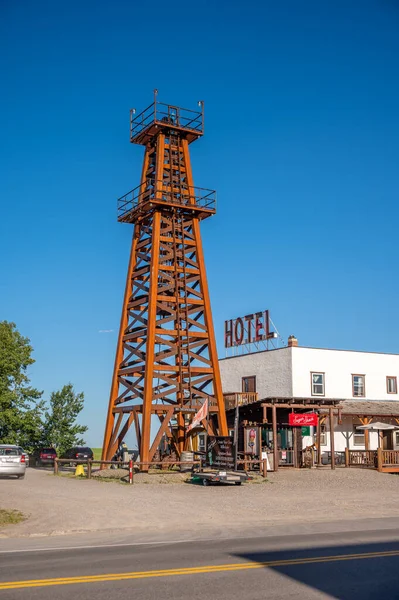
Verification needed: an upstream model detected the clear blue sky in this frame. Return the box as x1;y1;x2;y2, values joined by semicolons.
1;1;398;446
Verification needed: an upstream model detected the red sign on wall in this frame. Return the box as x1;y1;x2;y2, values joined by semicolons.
289;413;318;427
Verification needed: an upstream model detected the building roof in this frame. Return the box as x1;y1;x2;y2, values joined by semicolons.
219;345;399;360
322;401;399;416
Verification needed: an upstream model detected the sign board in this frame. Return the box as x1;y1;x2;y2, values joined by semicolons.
261;451;272;471
244;426;261;455
207;436;235;469
224;310;277;348
289;413;318;427
301;426;311;436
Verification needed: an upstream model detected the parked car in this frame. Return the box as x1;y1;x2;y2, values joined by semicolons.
63;447;93;462
32;447;57;466
17;447;29;467
0;445;26;479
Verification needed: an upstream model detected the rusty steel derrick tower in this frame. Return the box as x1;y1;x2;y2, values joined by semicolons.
102;91;228;468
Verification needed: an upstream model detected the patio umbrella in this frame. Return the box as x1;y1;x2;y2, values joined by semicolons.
356;422;399;431
356;422;399;448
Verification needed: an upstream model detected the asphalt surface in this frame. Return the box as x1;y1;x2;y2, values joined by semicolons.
1;524;399;599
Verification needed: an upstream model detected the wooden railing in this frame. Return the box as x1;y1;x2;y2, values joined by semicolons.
345;449;399;473
237;458;268;478
345;449;377;468
53;458;201;482
381;450;399;466
223;392;259;410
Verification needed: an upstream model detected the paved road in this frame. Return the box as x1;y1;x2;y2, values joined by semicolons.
1;526;399;599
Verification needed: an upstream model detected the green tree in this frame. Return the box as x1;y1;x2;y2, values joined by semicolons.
44;384;87;456
0;321;45;451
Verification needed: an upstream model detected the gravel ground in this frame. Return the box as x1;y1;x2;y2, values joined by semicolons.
91;468;192;484
1;467;399;538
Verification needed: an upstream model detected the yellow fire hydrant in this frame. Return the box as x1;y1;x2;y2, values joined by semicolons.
75;464;85;477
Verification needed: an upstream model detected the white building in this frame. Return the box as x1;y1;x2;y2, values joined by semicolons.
219;336;399;464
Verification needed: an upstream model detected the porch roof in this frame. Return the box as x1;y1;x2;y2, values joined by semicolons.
225;396;342;413
259;396;343;407
320;400;399;417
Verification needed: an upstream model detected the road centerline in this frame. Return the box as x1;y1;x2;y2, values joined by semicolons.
0;549;398;590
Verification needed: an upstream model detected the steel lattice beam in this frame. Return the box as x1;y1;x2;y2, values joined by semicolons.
102;95;227;469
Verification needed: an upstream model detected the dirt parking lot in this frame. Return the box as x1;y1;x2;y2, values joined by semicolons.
1;467;399;539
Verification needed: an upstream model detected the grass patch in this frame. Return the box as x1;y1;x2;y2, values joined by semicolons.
93;476;123;484
0;509;25;527
92;448;102;461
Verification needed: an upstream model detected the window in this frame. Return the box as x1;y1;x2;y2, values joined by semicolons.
353;425;365;446
387;376;397;394
0;448;20;456
319;424;327;446
198;433;206;453
242;376;256;393
352;375;365;397
396;431;399;446
311;372;325;396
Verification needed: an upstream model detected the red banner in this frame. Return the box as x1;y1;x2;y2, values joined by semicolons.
289;413;318;427
187;399;208;432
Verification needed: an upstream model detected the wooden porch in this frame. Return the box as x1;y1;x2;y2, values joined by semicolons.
224;395;342;472
223;392;258;410
345;448;399;473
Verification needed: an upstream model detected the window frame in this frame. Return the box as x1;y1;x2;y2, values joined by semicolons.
352;374;366;398
353;424;365;446
319;424;327;446
387;376;398;395
242;376;256;393
311;372;325;397
198;433;206;452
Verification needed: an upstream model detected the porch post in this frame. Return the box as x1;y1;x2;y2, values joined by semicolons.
317;415;326;466
329;407;335;470
272;404;278;472
293;427;299;468
316;416;322;466
377;447;383;472
359;417;371;451
262;404;267;423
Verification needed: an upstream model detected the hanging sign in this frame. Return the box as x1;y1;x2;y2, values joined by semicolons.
289;413;318;427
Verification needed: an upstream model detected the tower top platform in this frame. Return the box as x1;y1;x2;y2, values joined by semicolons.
130;90;204;145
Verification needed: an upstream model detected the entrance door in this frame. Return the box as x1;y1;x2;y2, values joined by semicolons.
278;426;294;466
382;431;393;450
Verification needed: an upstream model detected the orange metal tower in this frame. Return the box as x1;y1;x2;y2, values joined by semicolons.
102;91;228;467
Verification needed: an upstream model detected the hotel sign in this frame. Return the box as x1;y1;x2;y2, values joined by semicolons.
224;310;275;348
